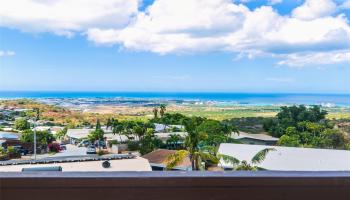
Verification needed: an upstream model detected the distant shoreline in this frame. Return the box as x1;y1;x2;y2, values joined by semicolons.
0;91;350;107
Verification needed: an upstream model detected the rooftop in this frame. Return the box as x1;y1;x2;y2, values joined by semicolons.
0;154;151;171
230;132;279;141
219;143;350;171
142;149;191;170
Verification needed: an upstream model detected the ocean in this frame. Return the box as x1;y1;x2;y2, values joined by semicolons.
0;91;350;106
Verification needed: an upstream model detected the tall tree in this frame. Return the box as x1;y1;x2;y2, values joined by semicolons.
153;108;158;119
159;104;166;118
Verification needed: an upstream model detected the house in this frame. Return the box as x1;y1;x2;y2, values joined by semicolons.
155;132;187;142
0;154;152;171
154;123;185;133
218;143;350;171
66;129;93;144
142;149;192;171
230;132;279;145
66;128;127;144
0;132;19;140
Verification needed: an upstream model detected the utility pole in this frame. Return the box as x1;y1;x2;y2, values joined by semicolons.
33;108;39;161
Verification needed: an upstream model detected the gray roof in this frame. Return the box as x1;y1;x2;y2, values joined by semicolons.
231;132;278;141
219;143;350;171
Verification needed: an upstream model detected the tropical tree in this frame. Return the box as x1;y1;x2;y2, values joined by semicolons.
153;108;159;119
220;148;275;171
166;134;182;150
159;104;166;118
88;119;105;147
164;117;219;170
14;118;30;131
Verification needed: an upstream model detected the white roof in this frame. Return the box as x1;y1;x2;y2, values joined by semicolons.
66;129;93;139
218;143;350;171
67;129;122;140
231;132;279;141
33;126;51;131
0;157;151;172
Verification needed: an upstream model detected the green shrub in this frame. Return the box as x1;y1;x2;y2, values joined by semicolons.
127;141;140;151
7;146;16;154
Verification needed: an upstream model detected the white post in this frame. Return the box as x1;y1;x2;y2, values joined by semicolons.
34;122;37;161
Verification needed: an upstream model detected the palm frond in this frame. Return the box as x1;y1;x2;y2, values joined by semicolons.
251;148;276;165
164;150;189;170
217;154;240;167
199;151;219;164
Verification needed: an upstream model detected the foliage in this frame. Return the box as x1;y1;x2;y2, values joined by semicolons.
14;118;30;131
139;128;162;155
55;127;68;140
276;122;348;149
166;134;183;150
219;148;275;171
151;113;189;125
48;143;61;153
164;150;189;170
127;141;140;151
20;129;55;145
223;117;267;134
159;104;166;118
263;105;328;137
0;147;6;155
88;129;104;142
6;146;16;154
195;119;236;147
87;120;105;142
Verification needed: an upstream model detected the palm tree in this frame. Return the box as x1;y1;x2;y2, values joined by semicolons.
166;134;181;150
153;108;158;119
164;117;218;170
159;104;166;118
220;148;276;171
112;121;124;142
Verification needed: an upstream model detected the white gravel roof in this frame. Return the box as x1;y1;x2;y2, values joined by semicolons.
231;132;279;141
0;157;151;172
218;143;350;171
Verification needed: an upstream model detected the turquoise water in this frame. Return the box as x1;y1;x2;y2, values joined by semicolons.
0;91;349;106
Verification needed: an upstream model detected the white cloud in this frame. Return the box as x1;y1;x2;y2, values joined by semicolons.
87;0;350;60
340;0;350;9
292;0;337;20
0;0;139;37
2;0;350;67
277;50;350;67
0;50;15;57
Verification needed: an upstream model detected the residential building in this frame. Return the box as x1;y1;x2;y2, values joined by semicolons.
218;143;350;171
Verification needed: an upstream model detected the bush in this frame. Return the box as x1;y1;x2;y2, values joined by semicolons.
14;118;30;131
48;143;61;153
127;141;140;151
7;146;16;154
0;147;6;155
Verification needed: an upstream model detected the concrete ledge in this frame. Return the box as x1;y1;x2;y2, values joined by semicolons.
1;171;350;200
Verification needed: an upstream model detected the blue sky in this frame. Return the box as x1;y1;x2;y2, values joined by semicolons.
1;0;350;93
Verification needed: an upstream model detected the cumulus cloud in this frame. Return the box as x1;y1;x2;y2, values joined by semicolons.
0;0;139;37
87;0;350;61
291;0;337;20
277;50;350;67
0;50;15;57
2;0;350;66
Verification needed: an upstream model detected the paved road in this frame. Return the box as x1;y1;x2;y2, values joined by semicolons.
21;144;87;160
51;144;87;157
